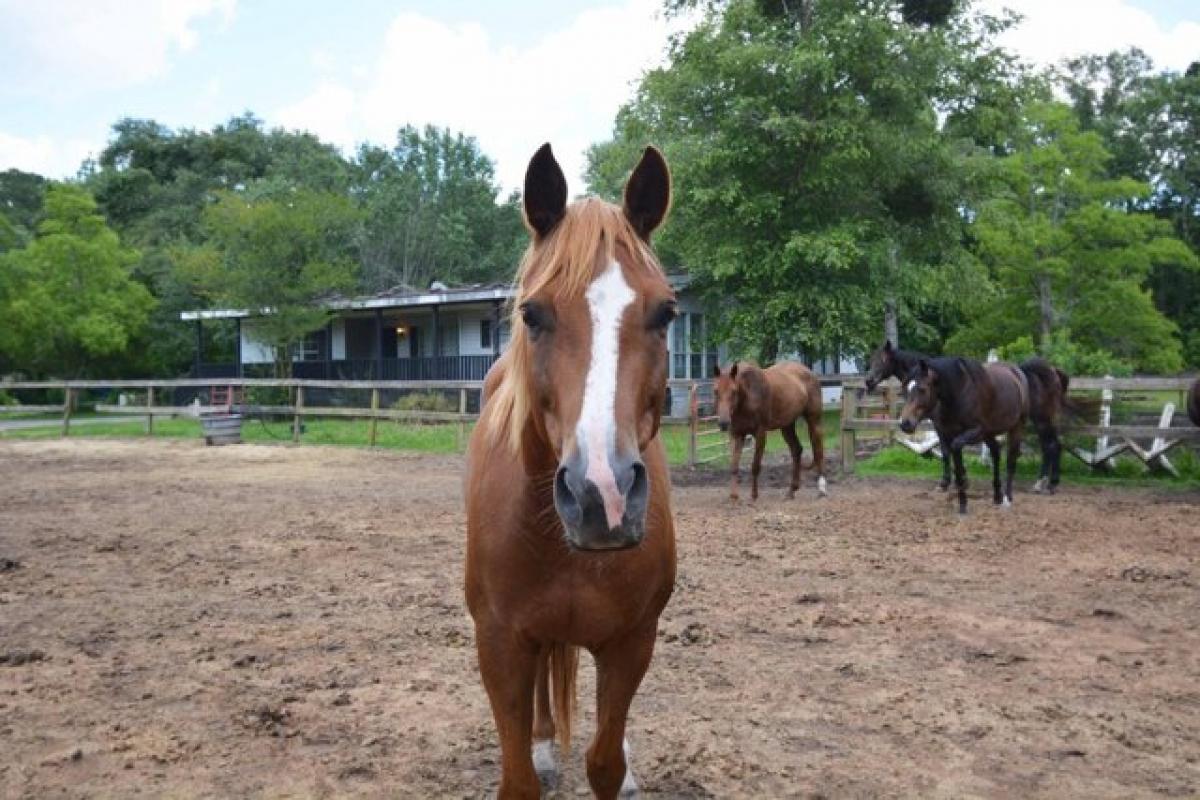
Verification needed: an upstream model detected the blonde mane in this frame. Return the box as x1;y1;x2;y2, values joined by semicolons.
483;198;665;454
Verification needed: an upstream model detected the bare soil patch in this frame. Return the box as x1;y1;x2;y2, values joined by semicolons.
1;439;1198;798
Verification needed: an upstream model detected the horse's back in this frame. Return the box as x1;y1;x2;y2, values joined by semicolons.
764;362;820;427
983;362;1029;430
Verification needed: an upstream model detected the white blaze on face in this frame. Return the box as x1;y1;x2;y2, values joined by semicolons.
907;380;917;394
578;260;636;530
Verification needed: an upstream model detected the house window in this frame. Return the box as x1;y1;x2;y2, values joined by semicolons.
480;319;492;349
667;312;717;380
292;331;321;362
671;318;686;379
498;321;511;350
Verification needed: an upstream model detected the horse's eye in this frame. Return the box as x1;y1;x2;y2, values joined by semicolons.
648;300;677;332
519;301;552;337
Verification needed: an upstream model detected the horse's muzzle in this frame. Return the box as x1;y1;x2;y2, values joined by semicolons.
553;453;648;551
899;417;917;434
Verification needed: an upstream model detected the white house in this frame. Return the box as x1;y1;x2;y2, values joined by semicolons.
181;274;856;414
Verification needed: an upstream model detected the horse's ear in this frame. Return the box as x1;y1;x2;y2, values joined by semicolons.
730;362;738;379
884;340;894;353
623;146;671;240
918;358;931;377
523;143;568;240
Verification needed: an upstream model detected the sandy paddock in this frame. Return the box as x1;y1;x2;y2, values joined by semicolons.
1;438;1198;798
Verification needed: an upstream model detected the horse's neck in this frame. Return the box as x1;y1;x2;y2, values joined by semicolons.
891;350;924;382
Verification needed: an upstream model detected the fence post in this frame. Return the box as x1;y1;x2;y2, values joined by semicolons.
457;388;468;451
61;386;73;438
688;382;698;468
840;384;857;474
145;386;155;436
292;385;304;443
882;382;894;448
368;388;380;447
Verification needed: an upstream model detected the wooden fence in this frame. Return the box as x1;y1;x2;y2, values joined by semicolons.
4;374;1196;472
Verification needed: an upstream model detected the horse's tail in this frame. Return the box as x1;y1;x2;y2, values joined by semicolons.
550;642;579;752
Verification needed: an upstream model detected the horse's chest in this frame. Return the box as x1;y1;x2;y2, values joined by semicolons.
493;561;669;647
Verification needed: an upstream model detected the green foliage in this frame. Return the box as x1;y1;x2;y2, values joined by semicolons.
997;331;1132;377
588;0;1018;360
353;125;525;292
0;169;47;233
948;101;1196;373
0;185;155;377
392;391;457;413
178;189;361;372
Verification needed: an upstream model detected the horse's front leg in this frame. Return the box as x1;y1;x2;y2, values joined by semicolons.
729;434;746;501
750;432;767;501
532;646;558;790
588;622;657;799
475;623;541;800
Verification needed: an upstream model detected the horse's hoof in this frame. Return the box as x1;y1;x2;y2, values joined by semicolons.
817;476;828;497
533;740;558;790
938;483;950;492
1001;498;1012;510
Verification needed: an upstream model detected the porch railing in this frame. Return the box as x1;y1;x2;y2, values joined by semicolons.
194;355;501;382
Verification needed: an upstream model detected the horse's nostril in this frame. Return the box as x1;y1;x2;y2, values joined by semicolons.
553;466;582;527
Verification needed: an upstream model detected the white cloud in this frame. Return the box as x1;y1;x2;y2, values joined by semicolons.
270;0;688;193
0;130;100;179
978;0;1200;72
0;0;236;96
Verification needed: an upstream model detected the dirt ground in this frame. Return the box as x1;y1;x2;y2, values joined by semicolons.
1;439;1198;799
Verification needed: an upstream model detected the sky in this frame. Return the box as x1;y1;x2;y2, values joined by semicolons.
1;0;1197;194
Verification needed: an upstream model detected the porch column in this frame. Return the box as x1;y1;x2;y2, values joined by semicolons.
374;308;384;380
491;301;502;357
324;320;333;380
194;320;203;377
234;317;243;378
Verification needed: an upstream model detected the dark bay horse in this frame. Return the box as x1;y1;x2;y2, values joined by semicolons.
713;361;826;501
465;144;676;799
899;356;1029;514
866;341;1071;494
1189;377;1200;427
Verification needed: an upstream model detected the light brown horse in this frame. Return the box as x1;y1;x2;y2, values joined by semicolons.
713;361;826;501
465;143;677;799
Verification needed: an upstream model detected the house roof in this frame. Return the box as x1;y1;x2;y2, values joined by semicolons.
179;273;692;321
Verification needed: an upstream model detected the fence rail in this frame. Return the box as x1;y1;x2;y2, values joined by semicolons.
4;373;1197;471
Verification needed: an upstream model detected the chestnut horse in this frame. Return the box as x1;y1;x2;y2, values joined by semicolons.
465;144;676;799
900;356;1028;515
713;361;826;501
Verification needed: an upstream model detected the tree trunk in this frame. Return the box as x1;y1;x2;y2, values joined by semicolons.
883;243;900;348
884;296;899;350
1037;274;1054;344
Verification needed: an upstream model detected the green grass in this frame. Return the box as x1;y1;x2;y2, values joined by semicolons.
858;440;1200;488
0;409;842;469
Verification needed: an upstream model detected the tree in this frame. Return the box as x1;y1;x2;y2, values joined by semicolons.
946;102;1196;373
587;0;1016;361
0;169;47;235
177;189;361;374
0;185;154;377
352;125;525;292
1062;51;1200;365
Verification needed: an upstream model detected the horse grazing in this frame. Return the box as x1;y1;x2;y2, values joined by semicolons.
866;341;1073;495
465;143;676;799
713;361;826;501
899;357;1029;515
